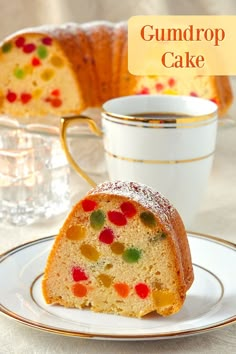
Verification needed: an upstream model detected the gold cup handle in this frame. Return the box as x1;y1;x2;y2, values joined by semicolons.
60;115;103;188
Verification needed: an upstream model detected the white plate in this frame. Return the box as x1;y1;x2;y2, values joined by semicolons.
0;232;235;340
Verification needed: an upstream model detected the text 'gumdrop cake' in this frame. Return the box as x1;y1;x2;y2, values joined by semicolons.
0;22;233;120
42;181;194;318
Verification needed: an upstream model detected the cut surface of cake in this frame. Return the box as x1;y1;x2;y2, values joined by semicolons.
42;181;194;318
0;27;86;117
0;22;233;121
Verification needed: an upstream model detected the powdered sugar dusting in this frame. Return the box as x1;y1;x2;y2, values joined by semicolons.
87;181;178;231
2;21;121;44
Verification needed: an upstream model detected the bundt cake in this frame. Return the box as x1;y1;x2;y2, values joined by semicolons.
42;181;194;318
0;21;233;120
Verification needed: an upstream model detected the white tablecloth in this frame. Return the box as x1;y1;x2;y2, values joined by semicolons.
1;79;236;353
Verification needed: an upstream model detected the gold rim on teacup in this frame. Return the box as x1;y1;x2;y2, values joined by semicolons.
105;150;215;164
102;111;217;129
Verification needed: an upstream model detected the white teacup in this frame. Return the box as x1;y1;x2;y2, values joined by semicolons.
60;95;218;227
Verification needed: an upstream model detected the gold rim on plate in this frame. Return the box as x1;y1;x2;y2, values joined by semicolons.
0;232;235;339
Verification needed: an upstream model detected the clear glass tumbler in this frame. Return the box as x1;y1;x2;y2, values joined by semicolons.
0;127;70;225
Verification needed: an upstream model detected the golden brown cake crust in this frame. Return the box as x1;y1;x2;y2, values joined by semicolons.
111;22;127;98
82;22;114;104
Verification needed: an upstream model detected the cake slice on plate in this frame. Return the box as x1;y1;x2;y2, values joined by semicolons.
42;181;194;318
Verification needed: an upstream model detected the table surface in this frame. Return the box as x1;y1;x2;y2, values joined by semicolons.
1;80;236;353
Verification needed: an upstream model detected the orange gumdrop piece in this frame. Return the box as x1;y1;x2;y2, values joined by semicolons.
114;283;130;298
110;242;125;255
50;55;64;67
66;225;86;241
41;68;54;81
72;283;87;297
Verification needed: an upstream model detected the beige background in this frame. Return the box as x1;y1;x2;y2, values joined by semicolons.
1;0;236;39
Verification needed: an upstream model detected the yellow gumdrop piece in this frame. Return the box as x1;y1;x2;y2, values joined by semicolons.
24;64;33;75
80;244;100;261
97;274;112;287
110;242;125;255
50;55;64;68
41;68;54;81
148;75;158;79
66;224;86;241
105;263;113;270
152;290;176;307
162;89;178;95
32;88;42;98
0;91;4;106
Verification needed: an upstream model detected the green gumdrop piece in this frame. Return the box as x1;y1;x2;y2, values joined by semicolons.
140;211;156;228
122;248;141;263
90;210;105;230
37;45;48;59
14;68;25;79
2;42;12;53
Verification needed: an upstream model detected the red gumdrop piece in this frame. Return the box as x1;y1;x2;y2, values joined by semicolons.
108;211;127;226
50;98;62;108
21;93;32;104
190;91;198;97
23;43;36;54
82;199;97;212
32;57;41;66
15;36;25;48
72;266;88;281
155;83;164;91
210;97;218;105
135;283;150;299
99;228;115;244
42;37;52;46
6;91;17;103
51;89;60;96
120;202;137;218
168;78;176;87
139;87;150;94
